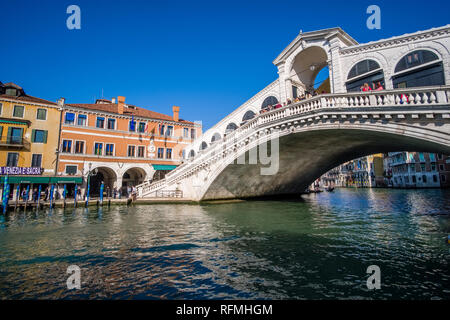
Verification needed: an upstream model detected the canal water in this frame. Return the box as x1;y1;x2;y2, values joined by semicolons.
0;189;449;300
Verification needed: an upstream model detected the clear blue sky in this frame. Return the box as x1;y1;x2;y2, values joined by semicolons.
1;0;449;129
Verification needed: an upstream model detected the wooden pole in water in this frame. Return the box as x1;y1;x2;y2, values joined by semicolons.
63;184;67;209
24;184;30;211
36;184;42;212
14;184;20;212
74;184;78;208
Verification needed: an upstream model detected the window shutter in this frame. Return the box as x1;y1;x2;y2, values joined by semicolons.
0;126;3;137
31;129;36;142
43;130;48;144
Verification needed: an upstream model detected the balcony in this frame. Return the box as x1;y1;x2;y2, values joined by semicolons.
0;136;31;149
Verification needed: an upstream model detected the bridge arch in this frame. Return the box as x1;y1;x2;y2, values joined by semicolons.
199;141;208;151
211;132;222;143
189;149;196;158
225;122;238;134
199;124;450;201
241;110;256;123
261;96;279;109
288;45;330;92
88;166;117;196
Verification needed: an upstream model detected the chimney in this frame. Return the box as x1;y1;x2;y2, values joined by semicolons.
172;106;180;122
117;96;125;114
111;97;116;104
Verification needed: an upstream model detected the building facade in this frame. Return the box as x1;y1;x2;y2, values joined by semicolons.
58;96;201;197
437;153;450;188
0;82;69;200
385;152;440;188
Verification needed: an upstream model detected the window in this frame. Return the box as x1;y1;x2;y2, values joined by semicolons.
346;59;384;92
437;154;444;160
62;140;72;153
439;164;445;171
96;117;105;128
94;143;103;155
412;175;417;183
107;118;115;130
166;126;173;136
8;127;23;144
138;122;146;133
420;164;426;172
442;175;447;182
32;130;47;143
65;112;75;124
159;124;165;135
191;128;196;139
0;103;2;115
77;114;87;126
393;50;444;88
433;175;438;183
105;144;114;156
129;120;136;132
36;108;47;120
395;50;439;73
410;164;415;172
0;126;2;137
137;146;145;158
31;154;42;168
348;60;380;79
75;141;84;154
128;145;135;157
261;96;279;109
13;105;24;118
166;148;172;159
183;128;189;138
6;89;17;96
66;165;77;175
419;153;425;162
422;175;427;183
431;163;436;171
157;148;164;159
6;153;19;167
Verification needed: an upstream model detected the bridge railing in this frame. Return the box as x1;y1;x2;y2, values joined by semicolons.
137;85;450;195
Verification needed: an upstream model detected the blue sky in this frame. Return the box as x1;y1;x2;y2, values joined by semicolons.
1;0;449;129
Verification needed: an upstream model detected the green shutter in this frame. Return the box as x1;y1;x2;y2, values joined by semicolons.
7;127;12;143
0;126;3;137
43;130;48;144
31;129;36;142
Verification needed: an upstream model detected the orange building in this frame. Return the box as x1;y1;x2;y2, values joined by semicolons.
58;96;201;197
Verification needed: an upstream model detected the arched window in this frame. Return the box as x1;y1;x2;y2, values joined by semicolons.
199;141;208;151
225;122;238;133
393;50;444;88
346;59;385;92
211;133;222;143
189;150;195;158
242;110;255;122
261;96;278;109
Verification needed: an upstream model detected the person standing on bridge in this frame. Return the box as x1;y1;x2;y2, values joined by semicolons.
362;83;372;92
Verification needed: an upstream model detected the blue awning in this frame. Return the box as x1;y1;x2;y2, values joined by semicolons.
65;112;75;122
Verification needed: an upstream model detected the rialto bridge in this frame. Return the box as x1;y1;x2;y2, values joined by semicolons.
137;25;450;201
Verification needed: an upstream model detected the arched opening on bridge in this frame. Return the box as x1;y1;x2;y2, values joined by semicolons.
200;141;208;151
189;149;195;158
211;132;222;143
122;167;147;196
346;59;385;92
289;46;330;96
261;96;278;109
393;50;445;88
225;122;238;134
241;110;256;125
88;167;117;197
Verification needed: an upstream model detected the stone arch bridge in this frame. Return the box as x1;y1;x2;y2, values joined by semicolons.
137;86;450;201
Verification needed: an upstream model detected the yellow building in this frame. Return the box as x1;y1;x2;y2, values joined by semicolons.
0;82;70;195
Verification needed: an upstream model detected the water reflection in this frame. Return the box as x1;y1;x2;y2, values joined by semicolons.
0;189;449;299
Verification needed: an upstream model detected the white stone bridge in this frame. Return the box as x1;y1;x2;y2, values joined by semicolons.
137;25;450;201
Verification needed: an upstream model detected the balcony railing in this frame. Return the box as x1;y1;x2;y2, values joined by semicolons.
0;136;31;149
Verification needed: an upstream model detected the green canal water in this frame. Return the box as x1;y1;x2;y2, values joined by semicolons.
0;188;449;300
